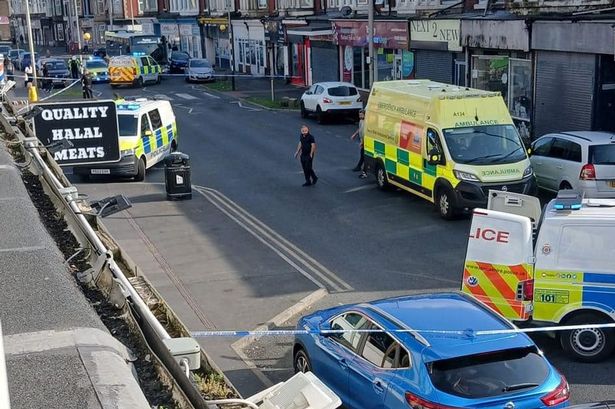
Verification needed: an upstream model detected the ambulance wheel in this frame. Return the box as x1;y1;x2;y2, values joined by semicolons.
560;313;615;363
375;163;389;190
436;186;458;220
135;157;146;182
293;348;312;374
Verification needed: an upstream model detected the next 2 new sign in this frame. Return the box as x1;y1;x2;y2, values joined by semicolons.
33;100;120;166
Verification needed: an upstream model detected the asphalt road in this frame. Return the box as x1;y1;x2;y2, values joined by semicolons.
40;75;615;404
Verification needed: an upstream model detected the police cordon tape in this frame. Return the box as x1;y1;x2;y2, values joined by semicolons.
9;72;299;80
190;322;615;338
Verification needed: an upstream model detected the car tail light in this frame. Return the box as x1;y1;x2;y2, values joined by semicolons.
518;279;534;301
323;97;332;104
405;392;461;409
541;376;570;407
580;164;596;180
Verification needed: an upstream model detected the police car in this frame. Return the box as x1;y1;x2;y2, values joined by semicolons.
108;53;162;87
73;99;177;181
462;190;615;362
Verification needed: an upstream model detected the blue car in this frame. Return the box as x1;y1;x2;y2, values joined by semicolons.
293;292;570;409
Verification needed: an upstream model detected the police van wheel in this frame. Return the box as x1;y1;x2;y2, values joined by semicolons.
375;163;389;190
156;75;161;85
135;157;146;182
560;313;615;363
436;187;457;220
137;77;144;88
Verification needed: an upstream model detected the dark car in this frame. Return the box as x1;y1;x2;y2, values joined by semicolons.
92;47;107;58
41;59;71;87
169;51;190;73
20;52;39;71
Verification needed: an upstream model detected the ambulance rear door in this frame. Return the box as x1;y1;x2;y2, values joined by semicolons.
461;208;535;321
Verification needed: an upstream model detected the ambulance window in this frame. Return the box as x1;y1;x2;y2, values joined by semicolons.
149;109;163;130
140;114;152;136
427;128;444;155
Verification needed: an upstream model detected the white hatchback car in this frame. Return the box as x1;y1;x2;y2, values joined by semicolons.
530;131;615;197
300;82;363;123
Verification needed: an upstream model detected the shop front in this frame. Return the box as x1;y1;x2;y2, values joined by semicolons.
232;19;266;76
263;19;288;77
199;17;230;69
532;20;615;136
286;24;335;86
332;19;411;90
410;19;461;85
462;19;532;142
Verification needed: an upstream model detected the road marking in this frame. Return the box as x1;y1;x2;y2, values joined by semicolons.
193;186;353;293
229;100;261;112
201;91;220;99
176;93;198;100
153;94;173;101
344;185;376;193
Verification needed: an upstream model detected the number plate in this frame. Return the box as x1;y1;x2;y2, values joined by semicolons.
338;101;351;105
609;180;615;188
91;169;110;175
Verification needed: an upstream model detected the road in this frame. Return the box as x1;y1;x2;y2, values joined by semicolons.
48;75;614;403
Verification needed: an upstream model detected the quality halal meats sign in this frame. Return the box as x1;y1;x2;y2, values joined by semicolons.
33;100;120;166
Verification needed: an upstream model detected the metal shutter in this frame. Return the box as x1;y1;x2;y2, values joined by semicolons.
534;51;596;137
415;50;453;84
311;42;338;83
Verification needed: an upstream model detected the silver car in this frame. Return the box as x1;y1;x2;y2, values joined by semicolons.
185;58;214;82
530;131;615;198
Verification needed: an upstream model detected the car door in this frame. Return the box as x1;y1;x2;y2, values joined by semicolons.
140;57;151;82
530;136;553;191
346;323;408;409
314;312;368;406
147;57;159;82
544;137;575;191
148;108;166;164
563;140;583;190
302;85;318;111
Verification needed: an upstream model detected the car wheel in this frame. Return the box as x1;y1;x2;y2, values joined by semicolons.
300;102;308;118
375;162;389;190
436;186;458;220
560;313;615;363
316;106;325;124
293;348;312;374
135;157;146;182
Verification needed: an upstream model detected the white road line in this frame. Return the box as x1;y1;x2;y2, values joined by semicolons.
344;185;376;193
153;94;173;101
176;93;199;100
201;91;220;99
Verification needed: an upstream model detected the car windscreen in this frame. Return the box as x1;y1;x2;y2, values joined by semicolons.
428;346;549;399
118;115;137;137
589;144;615;165
87;60;107;69
190;60;211;68
443;125;527;165
46;61;67;70
327;86;357;96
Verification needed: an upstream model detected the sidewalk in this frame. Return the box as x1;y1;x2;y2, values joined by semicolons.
211;69;306;103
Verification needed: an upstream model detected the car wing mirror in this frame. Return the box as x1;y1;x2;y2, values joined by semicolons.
319;321;332;337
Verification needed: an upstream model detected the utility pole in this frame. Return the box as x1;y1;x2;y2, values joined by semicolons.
227;0;235;91
72;0;82;55
130;0;135;30
25;0;37;87
109;0;114;31
367;0;374;87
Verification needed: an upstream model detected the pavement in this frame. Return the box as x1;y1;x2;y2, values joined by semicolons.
0;129;151;408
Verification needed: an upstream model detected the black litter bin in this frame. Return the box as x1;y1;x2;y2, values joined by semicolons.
164;152;192;200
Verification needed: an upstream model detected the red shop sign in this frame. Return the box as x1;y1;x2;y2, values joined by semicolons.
332;20;409;49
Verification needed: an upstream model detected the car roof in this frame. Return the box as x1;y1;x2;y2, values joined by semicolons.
541;131;615;144
313;81;356;88
362;292;533;361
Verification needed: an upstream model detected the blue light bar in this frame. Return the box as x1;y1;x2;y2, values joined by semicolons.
132;52;146;57
117;103;140;110
553;190;583;211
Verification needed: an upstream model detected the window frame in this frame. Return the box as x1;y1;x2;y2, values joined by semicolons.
359;322;412;369
531;137;553;157
140;114;152;136
148;109;163;130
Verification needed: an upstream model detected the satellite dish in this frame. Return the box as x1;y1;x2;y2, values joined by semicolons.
340;5;352;16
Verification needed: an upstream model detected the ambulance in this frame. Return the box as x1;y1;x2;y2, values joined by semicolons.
73;99;177;181
364;80;536;219
462;189;615;362
108;53;162;87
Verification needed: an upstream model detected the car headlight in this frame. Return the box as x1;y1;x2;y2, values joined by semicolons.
523;165;533;178
121;149;135;157
454;170;480;182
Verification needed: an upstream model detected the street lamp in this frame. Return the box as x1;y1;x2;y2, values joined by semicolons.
227;0;235;91
72;0;82;55
24;0;37;87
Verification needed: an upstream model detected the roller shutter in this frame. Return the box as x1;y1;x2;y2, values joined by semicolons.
534;51;596;137
311;41;338;83
415;50;453;84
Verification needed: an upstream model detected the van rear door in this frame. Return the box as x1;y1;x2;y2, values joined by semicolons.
462;208;535;321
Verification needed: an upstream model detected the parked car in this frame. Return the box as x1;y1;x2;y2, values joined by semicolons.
40;58;71;88
84;57;109;83
169;51;190;73
530;131;615;197
20;52;40;71
185;58;214;82
300;81;363;123
294;292;570;409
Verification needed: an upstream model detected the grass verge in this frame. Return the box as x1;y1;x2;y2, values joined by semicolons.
244;96;298;110
203;80;232;92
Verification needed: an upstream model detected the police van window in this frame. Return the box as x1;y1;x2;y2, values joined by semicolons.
558;225;615;272
140;57;149;67
532;137;552;156
118;115;137;137
329;313;370;352
140;114;152;136
149;109;163;130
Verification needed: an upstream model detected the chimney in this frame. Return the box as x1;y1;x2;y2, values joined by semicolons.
463;0;477;11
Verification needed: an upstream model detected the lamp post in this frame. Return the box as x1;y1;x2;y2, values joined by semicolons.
368;0;374;87
227;0;235;91
72;0;82;55
24;0;37;87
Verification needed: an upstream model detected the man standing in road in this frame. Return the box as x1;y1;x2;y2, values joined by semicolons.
81;70;93;99
351;109;367;178
294;125;318;187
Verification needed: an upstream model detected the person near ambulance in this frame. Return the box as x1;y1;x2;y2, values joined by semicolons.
363;80;536;219
462;190;615;362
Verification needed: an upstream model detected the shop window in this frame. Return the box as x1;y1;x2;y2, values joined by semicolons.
376;48;395;81
509;59;532;121
471;55;509;100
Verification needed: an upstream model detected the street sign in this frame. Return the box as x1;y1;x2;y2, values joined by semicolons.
33;100;121;166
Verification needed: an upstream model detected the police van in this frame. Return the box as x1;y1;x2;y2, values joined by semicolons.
462;190;615;362
364;80;536;219
74;99;177;181
109;53;162;87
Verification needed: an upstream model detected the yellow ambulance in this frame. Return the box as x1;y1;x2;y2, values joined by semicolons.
364;80;536;219
108;53;162;87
